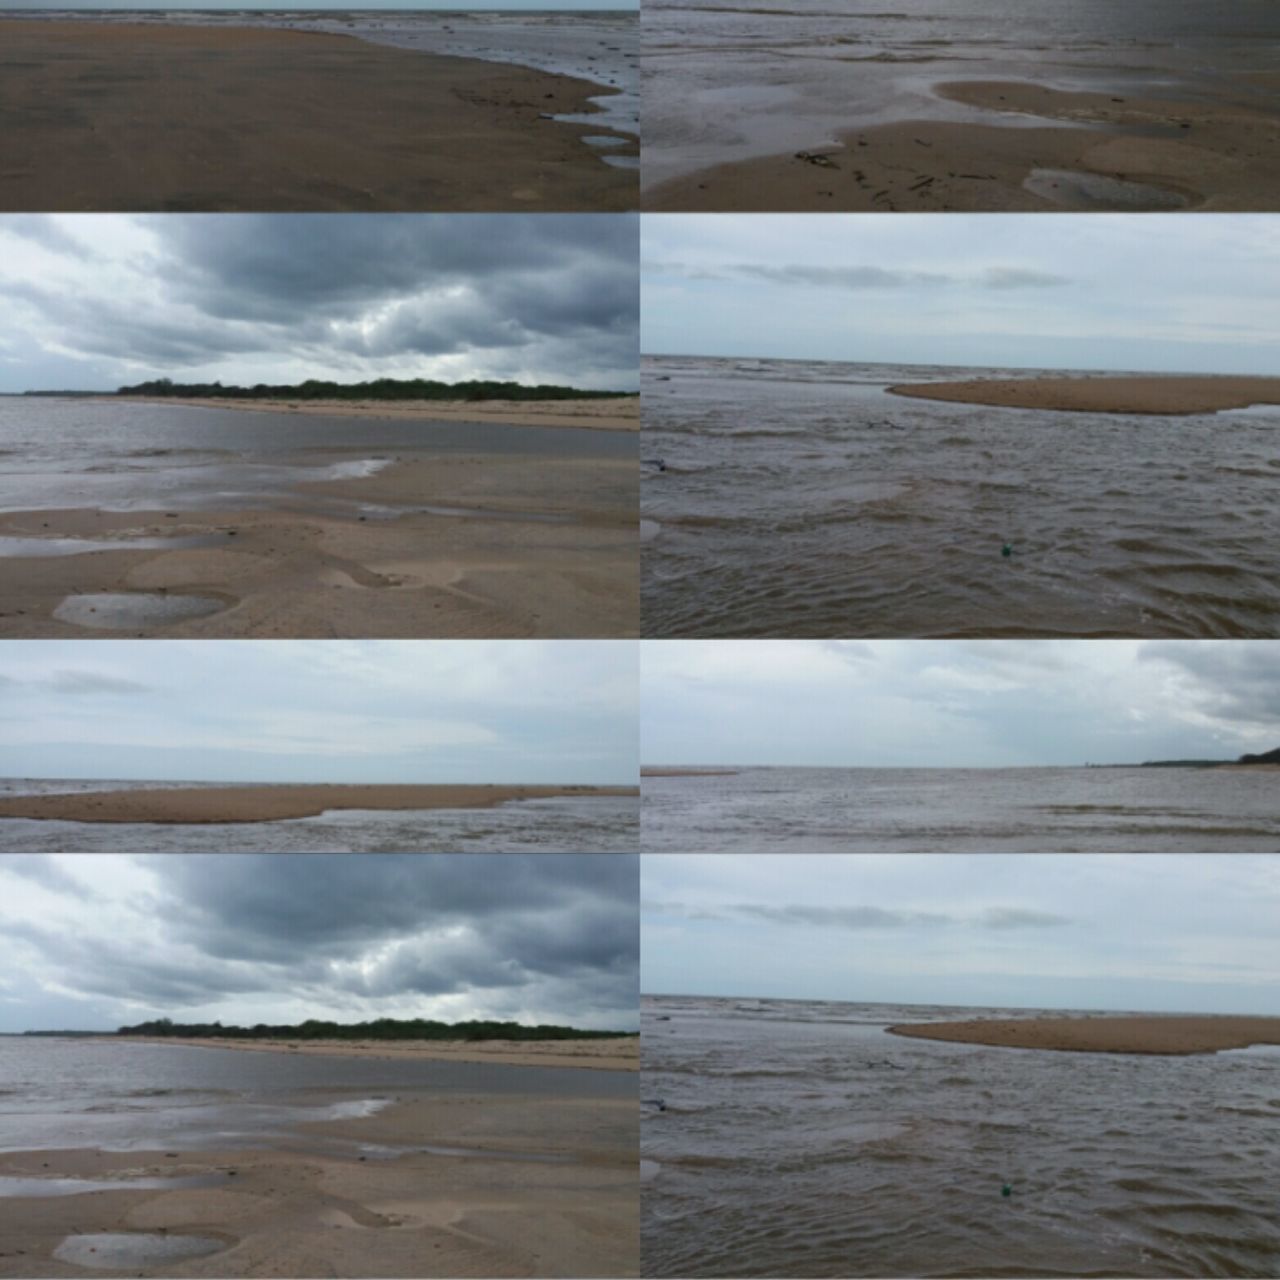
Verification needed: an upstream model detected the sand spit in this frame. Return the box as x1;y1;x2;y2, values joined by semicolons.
0;784;638;826
887;1015;1280;1055
886;375;1280;416
0;454;639;639
0;20;635;212
645;78;1280;212
122;1036;639;1072
115;397;640;432
0;1094;638;1278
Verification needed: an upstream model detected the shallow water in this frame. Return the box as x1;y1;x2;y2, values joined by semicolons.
0;398;634;517
0;781;639;853
641;766;1280;852
54;1233;225;1269
640;0;1280;187
52;593;225;630
0;1037;634;1158
641;356;1280;638
642;995;1280;1278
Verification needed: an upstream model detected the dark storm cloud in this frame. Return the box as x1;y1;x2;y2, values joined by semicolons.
2;214;638;390
1140;642;1280;726
2;855;638;1029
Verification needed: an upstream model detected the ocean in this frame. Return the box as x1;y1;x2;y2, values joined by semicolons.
641;356;1280;638
0;1036;632;1157
0;780;639;853
0;397;633;520
642;994;1280;1278
640;0;1280;187
641;766;1280;852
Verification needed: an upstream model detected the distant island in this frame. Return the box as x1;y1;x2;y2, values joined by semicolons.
1140;745;1280;768
110;1016;635;1041
15;377;635;402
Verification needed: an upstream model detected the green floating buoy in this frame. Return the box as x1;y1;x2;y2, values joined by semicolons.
1001;1183;1013;1198
1001;543;1013;558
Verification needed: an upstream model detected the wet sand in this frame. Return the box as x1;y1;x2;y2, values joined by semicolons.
123;1037;638;1072
0;454;639;638
888;1015;1280;1055
117;398;640;432
0;20;635;212
887;375;1280;416
0;1094;638;1278
645;78;1280;212
0;784;638;825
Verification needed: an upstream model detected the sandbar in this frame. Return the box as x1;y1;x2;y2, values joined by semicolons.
886;375;1280;416
0;452;639;639
887;1014;1280;1055
0;1092;638;1277
0;19;635;212
645;78;1280;212
122;1036;639;1071
0;784;638;825
116;397;640;432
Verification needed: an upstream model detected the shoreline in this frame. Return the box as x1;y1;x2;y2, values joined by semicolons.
0;19;636;212
114;396;640;432
645;77;1280;212
887;1014;1280;1056
0;452;639;639
0;1092;638;1277
0;784;639;826
119;1035;638;1072
885;374;1280;416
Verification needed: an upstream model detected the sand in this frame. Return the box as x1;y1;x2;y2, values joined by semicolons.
0;1093;638;1277
644;78;1280;212
0;19;635;212
887;1015;1280;1055
0;453;639;638
0;784;638;825
122;1036;639;1072
116;398;640;432
886;375;1280;416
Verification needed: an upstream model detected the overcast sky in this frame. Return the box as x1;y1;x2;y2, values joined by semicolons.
643;640;1280;767
0;854;637;1032
0;640;635;783
0;215;637;393
643;215;1280;374
643;854;1280;1014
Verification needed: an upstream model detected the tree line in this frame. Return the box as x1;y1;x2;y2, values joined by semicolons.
114;377;634;402
116;1016;634;1041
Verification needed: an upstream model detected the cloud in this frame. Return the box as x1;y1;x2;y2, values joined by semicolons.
46;669;152;696
649;262;1072;291
647;899;1070;931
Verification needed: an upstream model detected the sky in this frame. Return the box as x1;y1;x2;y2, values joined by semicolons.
0;640;636;783
0;214;638;394
642;215;1280;374
0;853;638;1032
643;854;1280;1014
642;640;1280;767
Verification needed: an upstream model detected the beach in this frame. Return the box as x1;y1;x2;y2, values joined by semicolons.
0;19;635;212
0;784;637;826
0;399;638;639
0;1039;637;1279
888;1015;1280;1055
888;375;1280;415
116;398;639;432
119;1037;639;1072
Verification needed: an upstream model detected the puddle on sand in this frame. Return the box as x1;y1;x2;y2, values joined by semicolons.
0;534;221;559
1025;168;1189;209
582;134;629;149
53;593;225;630
0;1173;227;1198
54;1233;225;1270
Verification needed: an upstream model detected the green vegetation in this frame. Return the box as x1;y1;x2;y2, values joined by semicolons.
114;377;635;402
116;1016;635;1041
